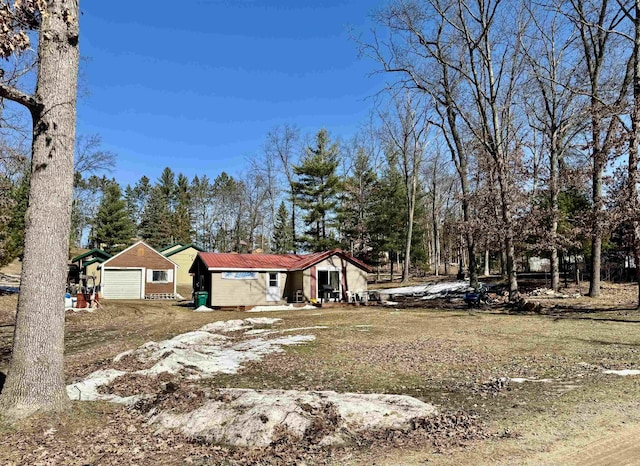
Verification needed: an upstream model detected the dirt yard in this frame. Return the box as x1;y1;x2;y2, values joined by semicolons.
2;283;640;464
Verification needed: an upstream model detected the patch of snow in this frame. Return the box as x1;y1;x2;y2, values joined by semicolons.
66;369;143;404
246;304;317;313
383;301;398;306
243;326;328;337
243;328;273;336
379;281;470;299
113;349;135;363
603;369;640;376
151;388;438;448
244;317;282;326
281;326;328;333
194;305;214;312
68;318;316;401
509;377;555;383
201;319;250;333
136;335;315;379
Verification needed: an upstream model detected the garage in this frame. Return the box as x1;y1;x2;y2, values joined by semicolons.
102;268;143;299
98;241;177;300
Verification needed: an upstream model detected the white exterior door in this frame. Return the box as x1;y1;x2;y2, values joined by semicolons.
103;269;142;299
266;272;280;302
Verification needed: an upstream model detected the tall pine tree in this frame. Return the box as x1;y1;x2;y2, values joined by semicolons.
140;185;173;248
173;173;192;243
293;129;341;252
272;201;294;253
338;146;377;262
91;182;135;254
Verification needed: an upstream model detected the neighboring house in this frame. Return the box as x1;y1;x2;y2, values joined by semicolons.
99;241;178;299
189;248;372;308
70;248;112;289
159;242;206;287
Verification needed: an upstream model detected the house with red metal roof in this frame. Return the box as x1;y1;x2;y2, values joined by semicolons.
189;249;372;308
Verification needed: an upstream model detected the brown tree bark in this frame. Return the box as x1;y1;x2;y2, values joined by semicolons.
628;0;640;308
0;0;79;419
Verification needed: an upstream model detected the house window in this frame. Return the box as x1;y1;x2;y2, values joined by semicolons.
268;272;278;287
152;270;168;282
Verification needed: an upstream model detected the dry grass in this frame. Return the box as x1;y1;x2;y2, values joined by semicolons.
2;284;640;463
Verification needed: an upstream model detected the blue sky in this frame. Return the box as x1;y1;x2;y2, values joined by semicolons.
77;0;387;187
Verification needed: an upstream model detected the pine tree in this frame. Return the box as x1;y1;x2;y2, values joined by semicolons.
5;170;29;262
173;173;192;243
158;167;176;211
338;147;377;262
368;166;406;276
293;129;341;252
0;175;16;266
125;175;151;234
140;185;173;248
91;182;135;254
272;201;294;253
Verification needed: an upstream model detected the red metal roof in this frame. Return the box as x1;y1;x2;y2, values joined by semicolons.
196;249;371;272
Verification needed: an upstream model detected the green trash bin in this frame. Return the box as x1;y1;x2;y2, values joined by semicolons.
195;291;208;307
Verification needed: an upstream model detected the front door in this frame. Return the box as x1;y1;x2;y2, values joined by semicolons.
266;272;280;301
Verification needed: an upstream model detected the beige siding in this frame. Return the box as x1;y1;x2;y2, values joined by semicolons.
346;266;367;293
302;255;368;299
85;262;102;286
168;247;200;287
210;271;287;307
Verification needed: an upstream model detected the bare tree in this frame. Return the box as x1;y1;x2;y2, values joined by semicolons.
565;0;632;297
379;91;431;282
264;124;300;251
614;0;640;306
73;133;115;175
521;2;586;291
0;0;80;418
361;0;481;288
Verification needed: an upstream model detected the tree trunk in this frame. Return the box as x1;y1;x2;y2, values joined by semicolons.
630;0;640;308
484;248;490;276
589;161;603;297
550;132;560;292
588;87;604;298
402;175;417;283
0;0;79;418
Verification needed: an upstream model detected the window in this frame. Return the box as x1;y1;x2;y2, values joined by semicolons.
268;272;278;287
152;270;168;282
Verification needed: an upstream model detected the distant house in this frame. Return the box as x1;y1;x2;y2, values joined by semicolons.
70;248;111;289
189;249;372;308
100;241;177;299
159;242;206;287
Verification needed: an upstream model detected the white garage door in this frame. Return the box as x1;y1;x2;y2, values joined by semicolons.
103;269;142;299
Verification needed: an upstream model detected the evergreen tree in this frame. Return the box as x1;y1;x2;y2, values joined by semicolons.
338;147;377;262
173;173;192;243
272;201;294;253
0;175;16;266
125;175;151;234
158;167;177;211
293;129;341;252
368;166;406;276
4;170;29;262
91;182;135;254
140;185;173;248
